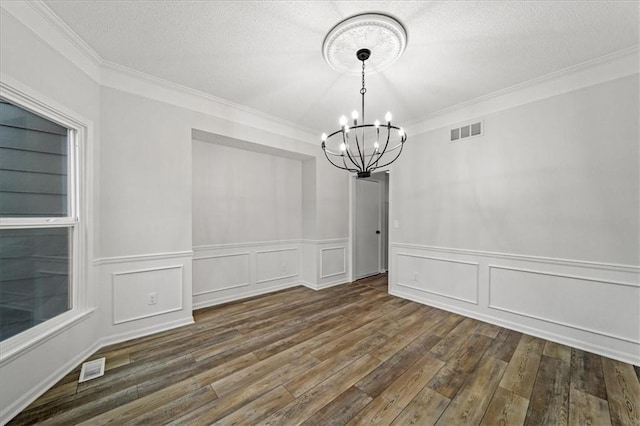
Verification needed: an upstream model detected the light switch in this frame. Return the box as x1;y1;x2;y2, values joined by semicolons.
393;220;400;229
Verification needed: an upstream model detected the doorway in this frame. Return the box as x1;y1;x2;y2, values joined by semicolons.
352;171;390;281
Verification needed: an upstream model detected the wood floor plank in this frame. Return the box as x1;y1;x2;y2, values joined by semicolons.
601;357;640;425
476;322;501;339
130;386;217;425
214;385;295;425
171;355;319;425
24;381;78;410
425;311;465;338
524;354;570;426
390;386;450;426
369;310;443;362
138;351;259;398
9;274;640;426
128;327;240;363
37;386;139;425
569;387;612;426
212;353;319;397
356;333;441;399
75;372;218;425
427;333;494;399
429;317;481;361
347;395;401;426
258;354;381;426
543;340;572;363
250;313;350;360
348;353;444;425
571;347;608;400
285;333;388;398
485;328;523;363
480;386;529;426
380;353;445;408
498;334;545;399
435;355;508;425
308;312;399;361
301;386;372;426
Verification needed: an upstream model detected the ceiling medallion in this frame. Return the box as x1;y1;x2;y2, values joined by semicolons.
322;13;407;75
321;14;408;178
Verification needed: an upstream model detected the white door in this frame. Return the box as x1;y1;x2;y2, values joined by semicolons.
355;179;381;279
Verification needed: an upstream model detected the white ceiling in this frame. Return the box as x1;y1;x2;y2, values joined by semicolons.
43;1;639;134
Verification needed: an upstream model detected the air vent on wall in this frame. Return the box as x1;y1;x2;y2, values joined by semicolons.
450;121;483;142
78;357;105;383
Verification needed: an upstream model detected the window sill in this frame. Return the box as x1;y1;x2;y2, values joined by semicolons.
0;307;96;366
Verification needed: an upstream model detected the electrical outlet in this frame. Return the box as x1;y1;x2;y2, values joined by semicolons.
148;292;157;305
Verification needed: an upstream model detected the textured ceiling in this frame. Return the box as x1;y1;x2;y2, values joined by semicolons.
43;1;639;134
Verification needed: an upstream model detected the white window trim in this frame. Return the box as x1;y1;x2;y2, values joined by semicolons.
0;76;95;364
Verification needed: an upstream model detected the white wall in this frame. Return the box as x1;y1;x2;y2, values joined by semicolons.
191;139;308;307
100;88;192;258
192;140;302;245
395;75;639;264
390;73;640;364
0;7;101;422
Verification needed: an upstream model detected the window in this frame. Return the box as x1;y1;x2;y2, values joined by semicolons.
0;99;78;342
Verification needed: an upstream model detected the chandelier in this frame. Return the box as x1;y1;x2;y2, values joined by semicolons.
321;14;408;178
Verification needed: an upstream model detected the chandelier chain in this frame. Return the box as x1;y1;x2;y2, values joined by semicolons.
361;60;366;94
360;59;366;128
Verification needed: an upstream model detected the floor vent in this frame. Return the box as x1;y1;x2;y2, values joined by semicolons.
450;121;483;142
78;357;106;383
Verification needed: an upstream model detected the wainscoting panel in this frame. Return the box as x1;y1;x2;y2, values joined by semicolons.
320;247;346;279
313;239;349;290
489;265;640;344
192;253;250;296
256;248;299;284
389;243;640;365
112;265;183;324
396;253;479;304
192;241;304;309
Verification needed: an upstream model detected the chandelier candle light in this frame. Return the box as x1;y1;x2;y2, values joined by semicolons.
321;14;408;178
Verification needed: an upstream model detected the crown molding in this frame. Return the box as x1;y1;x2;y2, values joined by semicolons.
406;46;640;136
100;60;319;144
3;0;318;145
2;1;102;82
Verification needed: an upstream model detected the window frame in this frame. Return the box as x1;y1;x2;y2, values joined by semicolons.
0;79;93;362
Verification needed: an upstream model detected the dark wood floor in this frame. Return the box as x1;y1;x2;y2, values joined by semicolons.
10;274;640;425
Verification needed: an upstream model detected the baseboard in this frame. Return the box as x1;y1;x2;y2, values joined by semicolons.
192;281;301;310
0;339;101;425
98;316;194;349
390;288;640;366
302;279;350;291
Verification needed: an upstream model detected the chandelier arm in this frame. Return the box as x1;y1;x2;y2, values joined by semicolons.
351;128;365;169
341;131;364;172
369;139;405;171
365;148;380;171
323;148;358;173
341;155;359;173
368;125;393;169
